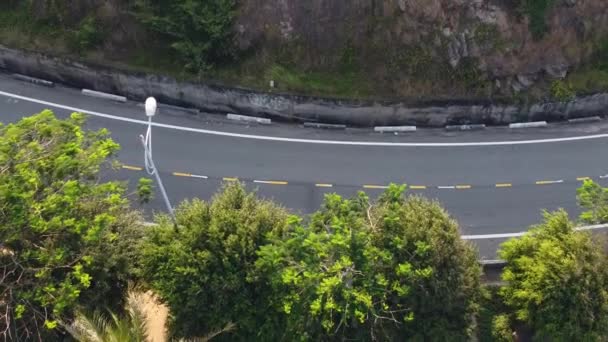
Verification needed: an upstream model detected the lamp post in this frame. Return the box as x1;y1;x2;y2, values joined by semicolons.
140;97;177;226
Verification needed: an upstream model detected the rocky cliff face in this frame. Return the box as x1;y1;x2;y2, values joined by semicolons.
235;0;608;97
14;0;608;100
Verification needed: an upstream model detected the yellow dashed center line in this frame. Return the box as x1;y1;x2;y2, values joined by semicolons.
535;180;564;185
456;185;472;190
409;185;427;190
363;185;389;189
173;172;192;177
315;183;333;188
495;183;512;188
223;177;238;182
122;165;143;171
254;180;288;185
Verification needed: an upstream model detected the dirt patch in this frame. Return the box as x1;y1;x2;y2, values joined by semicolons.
134;291;169;342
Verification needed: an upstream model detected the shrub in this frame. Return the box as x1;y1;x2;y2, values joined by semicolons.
550;79;575;101
257;185;482;341
138;182;289;340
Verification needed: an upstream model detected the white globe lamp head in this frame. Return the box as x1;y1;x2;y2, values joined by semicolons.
145;97;157;117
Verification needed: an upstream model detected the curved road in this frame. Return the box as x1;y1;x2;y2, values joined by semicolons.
1;73;607;258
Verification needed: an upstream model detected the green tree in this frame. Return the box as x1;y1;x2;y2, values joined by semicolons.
138;182;289;340
577;179;608;224
0;111;142;340
498;210;608;340
135;0;237;71
256;184;482;341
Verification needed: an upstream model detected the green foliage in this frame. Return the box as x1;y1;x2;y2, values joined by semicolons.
474;23;503;51
257;184;482;341
264;64;371;98
71;16;103;52
549;79;575;101
136;177;154;204
135;0;237;72
65;292;149;342
498;210;608;340
477;286;512;342
596;38;608;72
491;315;513;342
517;0;557;39
0;111;141;340
138;182;289;340
577;179;608;224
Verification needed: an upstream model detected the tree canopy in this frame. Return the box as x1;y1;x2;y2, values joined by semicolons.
138;182;289;339
498;210;608;340
577;179;608;224
257;184;482;341
0;111;141;340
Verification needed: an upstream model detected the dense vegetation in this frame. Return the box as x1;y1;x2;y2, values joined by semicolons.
0;111;143;340
4;113;608;341
1;0;606;101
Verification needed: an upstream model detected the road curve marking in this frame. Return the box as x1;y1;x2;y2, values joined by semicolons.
535;180;564;185
315;183;333;188
254;180;288;185
495;183;512;188
4;90;608;147
122;165;143;171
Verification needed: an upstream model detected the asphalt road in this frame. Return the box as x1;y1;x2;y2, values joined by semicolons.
1;73;607;259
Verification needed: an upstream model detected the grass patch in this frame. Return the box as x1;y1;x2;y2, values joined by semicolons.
265;65;372;98
567;68;608;95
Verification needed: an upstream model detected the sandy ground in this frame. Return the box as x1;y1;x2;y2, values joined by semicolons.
135;291;169;342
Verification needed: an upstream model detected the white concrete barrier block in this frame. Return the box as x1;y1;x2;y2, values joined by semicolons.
445;124;486;131
509;121;547;129
12;74;54;87
82;89;127;102
568;116;601;124
226;113;271;124
303;122;346;129
374;126;417;133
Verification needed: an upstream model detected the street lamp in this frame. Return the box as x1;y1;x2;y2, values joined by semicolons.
140;97;177;226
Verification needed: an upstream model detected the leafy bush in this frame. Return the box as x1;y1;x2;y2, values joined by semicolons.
517;0;557;39
0;111;142;340
138;182;289;340
71;16;103;52
491;315;513;342
498;210;608;340
577;179;608;224
550;79;575;101
135;0;237;72
257;184;482;341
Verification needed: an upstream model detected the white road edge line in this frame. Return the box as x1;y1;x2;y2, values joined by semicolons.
438;186;456;189
462;223;608;240
190;174;208;179
3;89;608;147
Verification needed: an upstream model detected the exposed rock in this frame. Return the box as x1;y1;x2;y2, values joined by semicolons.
2;45;606;128
544;64;569;79
397;0;406;12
